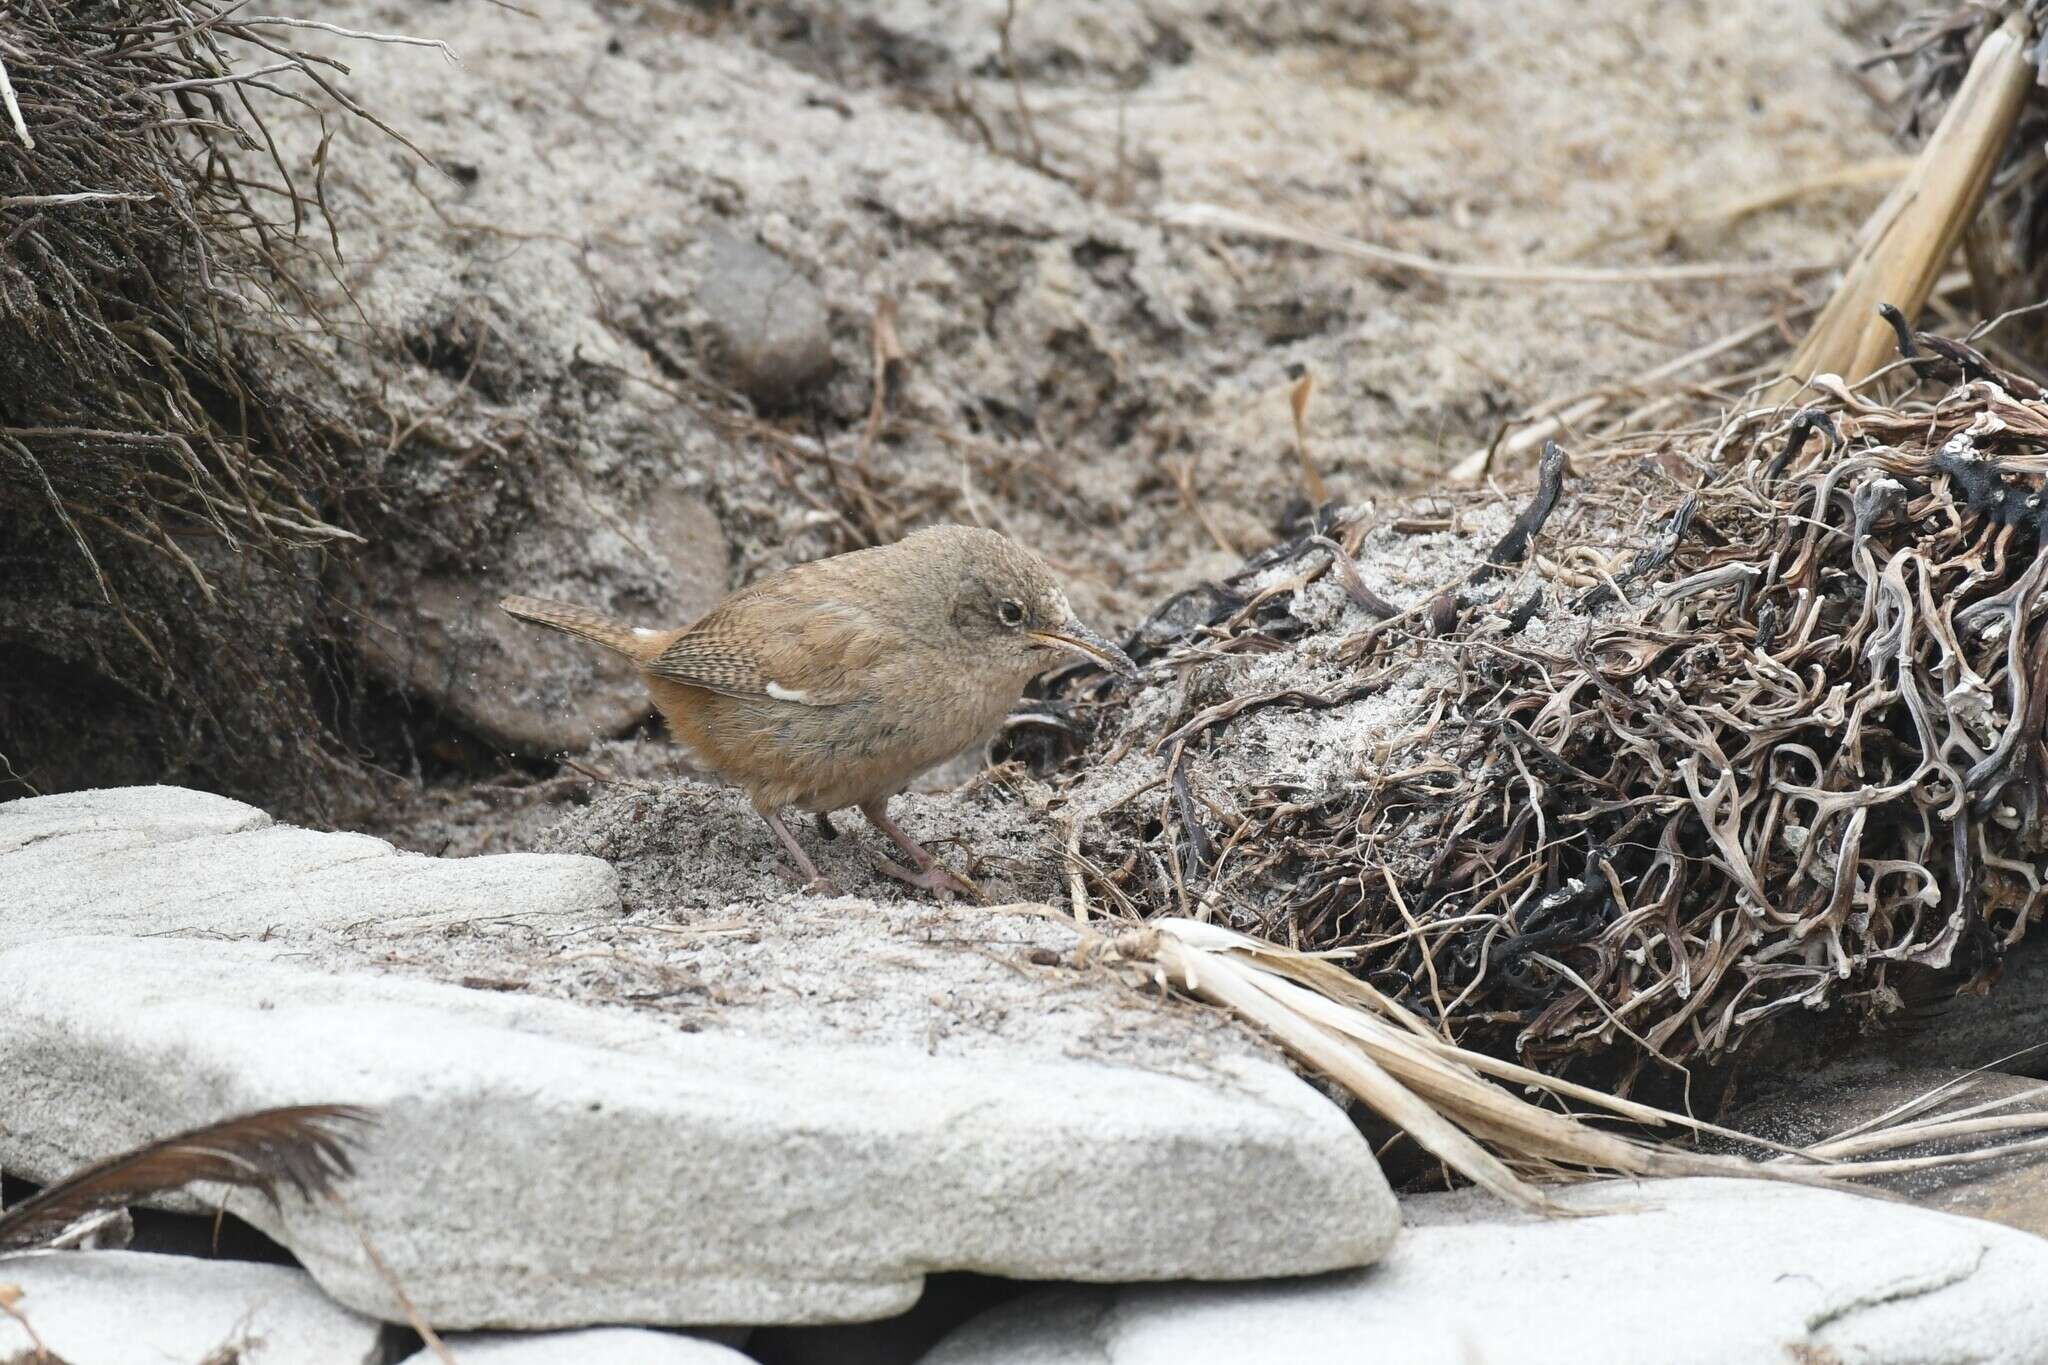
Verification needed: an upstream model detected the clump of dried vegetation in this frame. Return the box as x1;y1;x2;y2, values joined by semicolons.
0;3;417;807
1027;3;2048;1103
1061;365;2048;1076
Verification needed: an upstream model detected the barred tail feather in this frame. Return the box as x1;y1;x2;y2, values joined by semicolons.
499;595;650;659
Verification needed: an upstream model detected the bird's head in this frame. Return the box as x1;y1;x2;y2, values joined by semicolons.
912;527;1139;684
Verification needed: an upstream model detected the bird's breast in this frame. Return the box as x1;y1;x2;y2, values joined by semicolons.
643;668;1028;813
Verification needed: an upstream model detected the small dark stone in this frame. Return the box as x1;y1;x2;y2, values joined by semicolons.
696;231;835;409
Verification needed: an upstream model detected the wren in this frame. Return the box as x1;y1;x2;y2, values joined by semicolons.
501;524;1136;897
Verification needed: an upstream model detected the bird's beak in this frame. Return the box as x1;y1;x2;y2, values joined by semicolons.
1030;616;1140;681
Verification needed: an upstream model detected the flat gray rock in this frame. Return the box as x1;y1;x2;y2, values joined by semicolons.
0;787;1396;1330
921;1178;2048;1365
0;783;267;855
0;936;1390;1329
0;785;621;950
0;1251;384;1364
402;1329;751;1364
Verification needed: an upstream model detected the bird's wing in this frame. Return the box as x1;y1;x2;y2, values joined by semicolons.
642;572;890;706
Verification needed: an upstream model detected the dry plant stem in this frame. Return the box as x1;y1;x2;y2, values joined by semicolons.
1815;1063;2047;1147
0;53;32;149
1781;9;2034;388
334;1194;455;1365
40;1208;130;1251
1287;370;1328;505
1170;456;1240;557
1455;269;1967;483
0;1287;46;1360
1808;1111;2048;1162
0;191;152;207
858;296;904;469
1452;313;1798;483
1181;922;1779;1152
236;17;460;59
1062;814;1092;923
998;0;1046;170
1143;920;2048;1203
1159;202;1836;285
1585;156;1917;251
1148;924;1557;1211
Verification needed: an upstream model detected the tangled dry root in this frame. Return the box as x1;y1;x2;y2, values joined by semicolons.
1043;353;2048;1076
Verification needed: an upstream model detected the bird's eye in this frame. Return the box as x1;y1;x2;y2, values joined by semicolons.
997;599;1025;627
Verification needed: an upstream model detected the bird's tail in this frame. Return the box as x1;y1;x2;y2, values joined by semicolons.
499;595;652;660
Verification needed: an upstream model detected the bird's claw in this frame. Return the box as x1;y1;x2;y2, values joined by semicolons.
874;856;984;903
776;863;842;897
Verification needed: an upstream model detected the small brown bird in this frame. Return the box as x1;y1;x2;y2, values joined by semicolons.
501;525;1136;896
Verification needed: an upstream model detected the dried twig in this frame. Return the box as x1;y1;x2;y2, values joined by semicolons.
0;191;152;208
857;295;905;470
235;17;459;60
0;1282;46;1359
997;0;1047;172
1450;313;1796;483
0;53;32;149
1160;202;1837;285
1287;368;1329;506
334;1193;456;1364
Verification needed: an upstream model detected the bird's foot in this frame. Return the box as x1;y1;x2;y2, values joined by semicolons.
873;856;983;903
759;808;841;895
857;799;985;901
774;863;842;896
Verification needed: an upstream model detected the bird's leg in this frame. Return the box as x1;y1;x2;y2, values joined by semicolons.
759;807;839;895
859;800;981;901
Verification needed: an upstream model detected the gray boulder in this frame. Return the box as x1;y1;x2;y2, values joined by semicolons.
0;785;620;950
0;935;1392;1329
